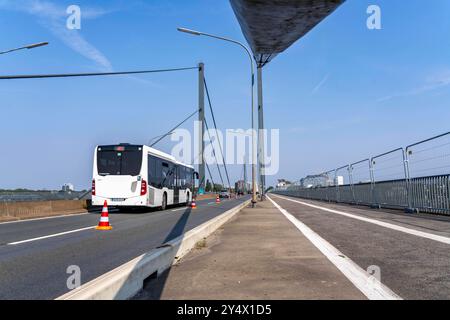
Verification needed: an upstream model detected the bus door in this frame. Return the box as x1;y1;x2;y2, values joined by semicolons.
192;170;199;198
173;165;180;204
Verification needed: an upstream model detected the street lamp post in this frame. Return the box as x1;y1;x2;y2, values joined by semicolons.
0;42;49;55
177;27;257;207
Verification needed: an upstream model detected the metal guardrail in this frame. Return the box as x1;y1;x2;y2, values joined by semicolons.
273;174;450;215
276;132;450;215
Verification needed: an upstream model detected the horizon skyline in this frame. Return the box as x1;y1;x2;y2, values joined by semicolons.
1;0;450;190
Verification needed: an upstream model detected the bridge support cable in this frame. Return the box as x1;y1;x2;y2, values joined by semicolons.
0;67;199;80
203;77;232;189
150;110;198;148
204;118;226;188
205;161;216;192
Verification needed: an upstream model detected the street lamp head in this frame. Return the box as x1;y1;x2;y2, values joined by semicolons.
177;26;257;205
177;27;202;36
26;42;49;49
1;41;49;55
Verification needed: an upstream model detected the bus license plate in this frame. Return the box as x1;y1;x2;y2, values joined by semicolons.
111;198;126;202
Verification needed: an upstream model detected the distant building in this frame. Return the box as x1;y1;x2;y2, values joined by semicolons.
335;176;344;186
235;180;251;194
62;183;74;192
300;174;329;188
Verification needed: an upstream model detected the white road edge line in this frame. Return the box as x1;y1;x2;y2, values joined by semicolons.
272;194;450;245
267;195;402;300
7;226;96;245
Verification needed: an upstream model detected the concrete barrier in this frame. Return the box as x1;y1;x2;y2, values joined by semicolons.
0;200;88;222
56;199;251;300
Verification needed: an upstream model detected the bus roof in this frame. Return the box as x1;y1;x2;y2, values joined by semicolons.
144;145;194;169
96;144;194;170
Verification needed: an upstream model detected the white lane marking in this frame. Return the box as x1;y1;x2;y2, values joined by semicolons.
7;226;96;246
272;194;450;245
0;212;89;225
267;195;401;300
171;208;187;212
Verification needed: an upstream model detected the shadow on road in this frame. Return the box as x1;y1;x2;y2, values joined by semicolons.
136;206;193;300
91;197;245;300
118;205;194;300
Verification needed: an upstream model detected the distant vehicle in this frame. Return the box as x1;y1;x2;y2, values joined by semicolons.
92;144;196;210
219;189;230;198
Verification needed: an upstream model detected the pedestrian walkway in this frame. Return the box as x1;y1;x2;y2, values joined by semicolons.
134;199;365;300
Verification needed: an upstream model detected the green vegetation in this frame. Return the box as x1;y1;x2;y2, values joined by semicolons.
0;188;51;193
195;238;207;250
205;180;223;192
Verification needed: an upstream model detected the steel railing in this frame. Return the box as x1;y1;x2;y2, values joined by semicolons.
274;132;450;215
274;174;450;215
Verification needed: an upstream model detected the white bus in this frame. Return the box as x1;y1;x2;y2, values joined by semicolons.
92;144;195;210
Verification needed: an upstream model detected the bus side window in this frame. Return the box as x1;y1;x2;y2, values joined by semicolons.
178;166;183;188
187;168;193;189
170;164;175;189
173;165;179;188
148;156;157;187
161;162;169;188
188;168;192;188
156;159;163;188
181;167;187;189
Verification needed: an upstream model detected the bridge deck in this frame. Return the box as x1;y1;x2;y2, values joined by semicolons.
135;194;450;300
134;198;365;300
0;197;250;300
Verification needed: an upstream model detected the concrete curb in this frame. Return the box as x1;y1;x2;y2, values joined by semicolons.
56;199;251;300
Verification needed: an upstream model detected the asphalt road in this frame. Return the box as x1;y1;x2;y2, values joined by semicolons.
0;196;250;300
269;194;450;300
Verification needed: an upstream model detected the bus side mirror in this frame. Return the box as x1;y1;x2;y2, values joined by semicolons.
193;171;199;179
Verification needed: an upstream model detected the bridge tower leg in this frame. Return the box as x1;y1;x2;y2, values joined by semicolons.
198;62;206;193
243;156;248;194
257;66;266;200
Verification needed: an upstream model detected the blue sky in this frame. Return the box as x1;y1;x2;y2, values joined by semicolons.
1;0;450;190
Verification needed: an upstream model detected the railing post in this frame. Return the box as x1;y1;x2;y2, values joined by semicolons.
334;169;339;202
370;158;376;207
349;165;355;203
447;176;450;215
404;148;414;212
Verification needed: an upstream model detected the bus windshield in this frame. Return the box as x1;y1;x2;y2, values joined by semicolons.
97;149;142;176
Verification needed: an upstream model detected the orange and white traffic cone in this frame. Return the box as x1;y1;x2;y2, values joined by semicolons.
96;200;113;230
216;195;221;204
190;198;197;209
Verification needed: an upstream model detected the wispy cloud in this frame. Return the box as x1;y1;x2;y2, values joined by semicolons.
0;0;113;71
125;75;163;88
311;73;330;95
378;71;450;102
